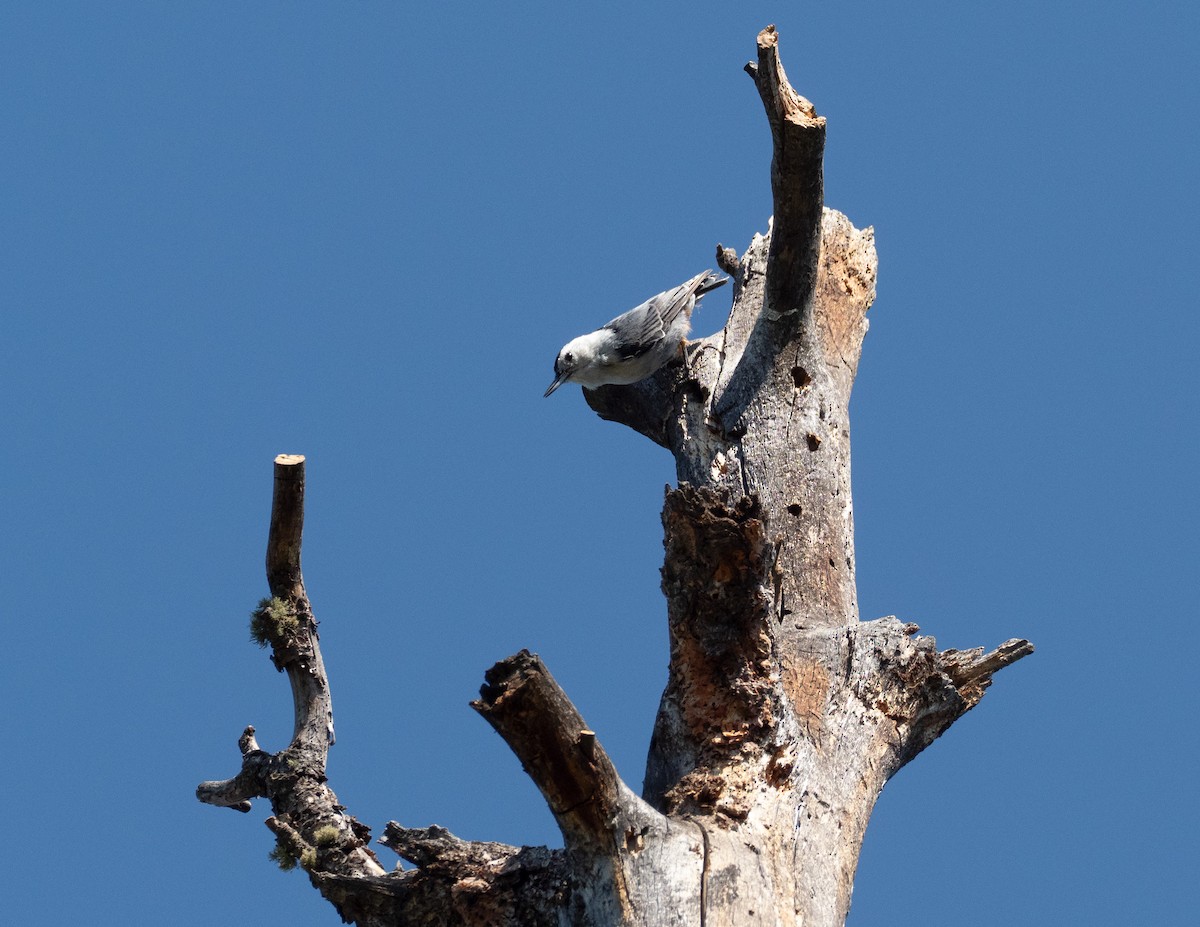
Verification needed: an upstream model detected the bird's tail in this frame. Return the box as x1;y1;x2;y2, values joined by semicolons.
694;270;729;297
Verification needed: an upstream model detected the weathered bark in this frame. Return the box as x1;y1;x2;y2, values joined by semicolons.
197;455;388;922
197;25;1032;927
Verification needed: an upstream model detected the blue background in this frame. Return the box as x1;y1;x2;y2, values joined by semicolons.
2;2;1196;924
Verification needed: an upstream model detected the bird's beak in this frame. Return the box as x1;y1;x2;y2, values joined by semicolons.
544;372;569;397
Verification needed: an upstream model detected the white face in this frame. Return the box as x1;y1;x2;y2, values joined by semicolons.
555;334;600;378
555;346;579;380
545;335;595;397
546;327;617;395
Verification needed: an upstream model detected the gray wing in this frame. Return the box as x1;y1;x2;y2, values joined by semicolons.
602;270;725;361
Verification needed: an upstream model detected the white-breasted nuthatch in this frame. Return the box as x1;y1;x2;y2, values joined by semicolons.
544;269;728;397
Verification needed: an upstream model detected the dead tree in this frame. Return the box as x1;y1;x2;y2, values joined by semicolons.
197;26;1032;927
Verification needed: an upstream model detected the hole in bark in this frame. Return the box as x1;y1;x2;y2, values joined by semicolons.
787;504;801;516
791;365;812;389
806;433;821;451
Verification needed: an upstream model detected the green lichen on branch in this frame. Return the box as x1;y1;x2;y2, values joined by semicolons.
249;596;297;648
269;839;299;872
313;825;340;847
269;828;322;872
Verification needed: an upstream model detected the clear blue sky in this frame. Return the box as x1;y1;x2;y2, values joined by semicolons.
2;2;1196;924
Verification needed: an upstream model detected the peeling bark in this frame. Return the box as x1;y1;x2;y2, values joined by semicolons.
197;25;1032;927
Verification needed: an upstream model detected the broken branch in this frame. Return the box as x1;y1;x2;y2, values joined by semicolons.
472;650;625;853
746;24;826;323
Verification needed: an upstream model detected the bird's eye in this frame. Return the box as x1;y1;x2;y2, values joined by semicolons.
565;352;575;364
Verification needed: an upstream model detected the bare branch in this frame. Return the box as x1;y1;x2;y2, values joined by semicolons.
318;844;568;927
715;243;741;277
194;725;268;812
472;650;627;853
746;24;826;323
380;824;524;870
200;457;598;926
941;638;1036;707
197;454;384;892
265;815;311;863
193;782;254;813
267;453;306;592
262;454;336;753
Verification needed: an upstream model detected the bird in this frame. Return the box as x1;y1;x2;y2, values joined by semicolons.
544;270;728;397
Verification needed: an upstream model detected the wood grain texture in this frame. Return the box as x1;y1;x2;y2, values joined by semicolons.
197;26;1030;927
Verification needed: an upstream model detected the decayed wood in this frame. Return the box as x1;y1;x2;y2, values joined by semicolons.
642;484;1032;925
197;25;1032;927
586;23;1029;926
374;825;567;927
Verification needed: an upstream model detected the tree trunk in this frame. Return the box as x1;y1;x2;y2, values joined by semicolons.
197;26;1031;927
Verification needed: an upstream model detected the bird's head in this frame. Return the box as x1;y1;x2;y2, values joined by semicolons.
544;335;596;397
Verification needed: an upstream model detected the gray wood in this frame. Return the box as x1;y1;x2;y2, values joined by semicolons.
196;25;1032;927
